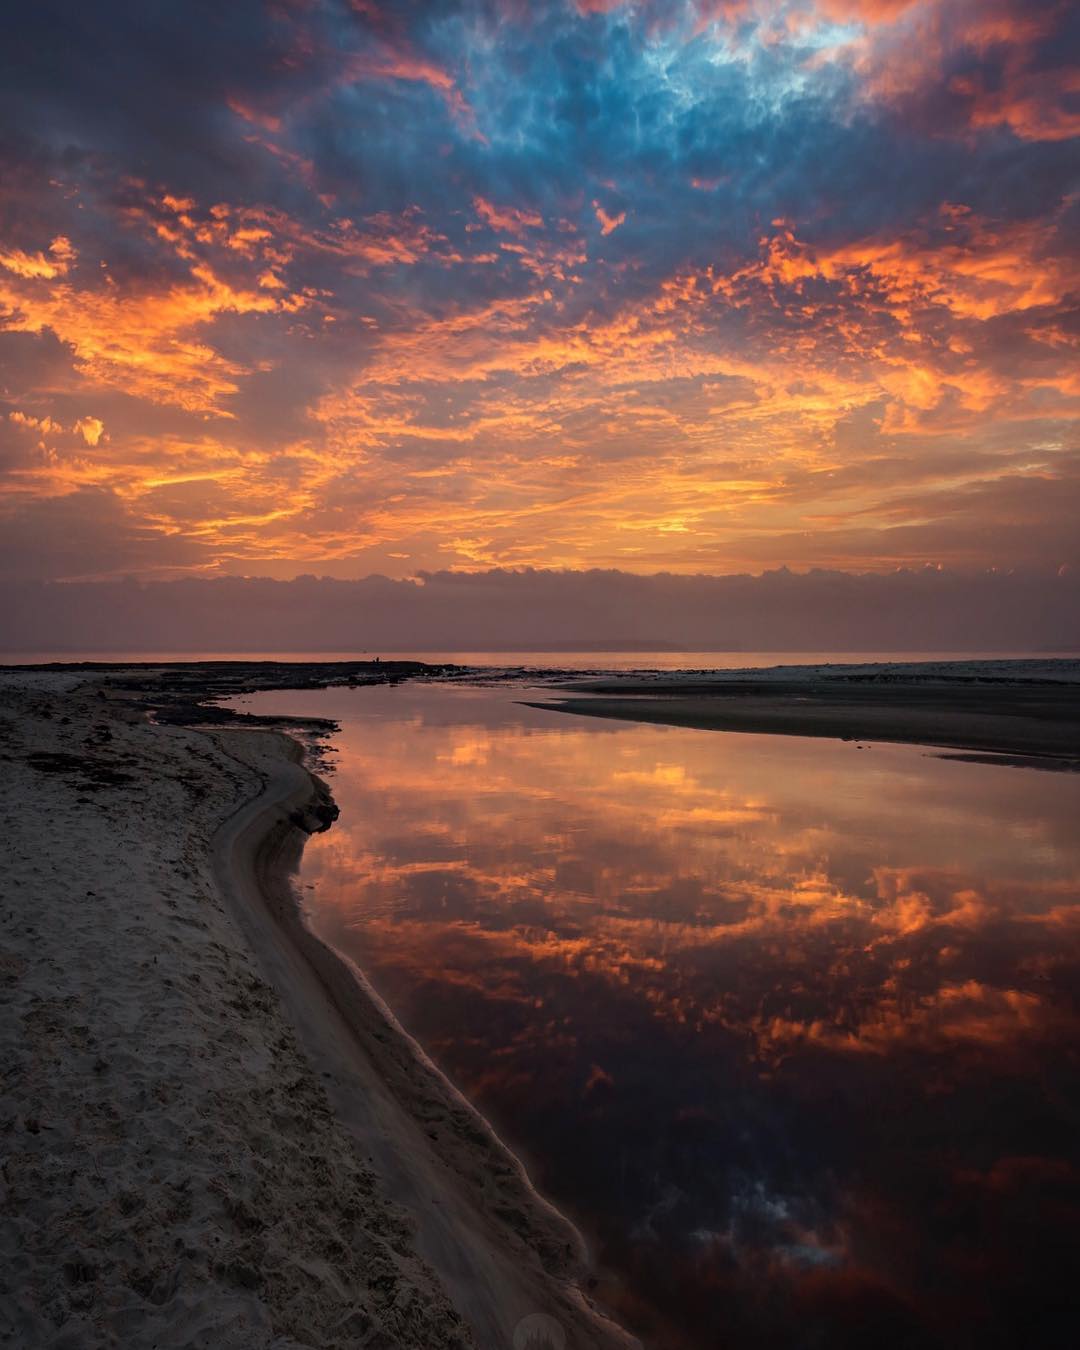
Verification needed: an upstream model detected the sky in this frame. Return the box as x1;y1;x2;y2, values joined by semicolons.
1;0;1078;585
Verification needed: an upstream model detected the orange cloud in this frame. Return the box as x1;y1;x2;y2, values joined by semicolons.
834;0;1080;141
0;235;76;280
0;258;299;414
74;417;105;447
226;96;283;133
341;44;484;139
593;201;626;235
473;196;544;236
8;411;62;436
816;0;920;20
756;980;1051;1060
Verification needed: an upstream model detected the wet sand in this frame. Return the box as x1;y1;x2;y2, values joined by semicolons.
0;667;635;1349
530;663;1080;767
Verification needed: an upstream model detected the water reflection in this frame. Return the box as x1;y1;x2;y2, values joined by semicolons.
242;683;1080;1349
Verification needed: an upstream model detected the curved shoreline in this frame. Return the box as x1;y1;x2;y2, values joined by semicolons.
209;724;639;1350
529;674;1080;769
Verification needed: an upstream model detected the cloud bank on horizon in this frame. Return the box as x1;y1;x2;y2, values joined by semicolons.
0;0;1077;582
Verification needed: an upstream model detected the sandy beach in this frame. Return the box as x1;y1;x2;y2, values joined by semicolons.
0;668;636;1350
5;656;1078;1347
532;659;1080;768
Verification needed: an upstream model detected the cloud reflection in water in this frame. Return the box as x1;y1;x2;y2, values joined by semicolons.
251;683;1080;1349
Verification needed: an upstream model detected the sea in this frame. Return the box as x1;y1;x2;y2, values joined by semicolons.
230;677;1080;1349
4;648;1075;670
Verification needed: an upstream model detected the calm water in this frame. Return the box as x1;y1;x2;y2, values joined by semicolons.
239;682;1080;1349
5;648;1072;671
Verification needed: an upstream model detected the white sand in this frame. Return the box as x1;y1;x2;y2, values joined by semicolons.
0;672;636;1349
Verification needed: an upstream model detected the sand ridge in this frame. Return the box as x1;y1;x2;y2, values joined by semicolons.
209;723;637;1350
531;661;1080;768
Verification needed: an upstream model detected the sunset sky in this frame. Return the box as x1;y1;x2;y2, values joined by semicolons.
1;0;1078;583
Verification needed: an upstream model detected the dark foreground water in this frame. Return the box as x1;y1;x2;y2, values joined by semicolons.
240;682;1080;1349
